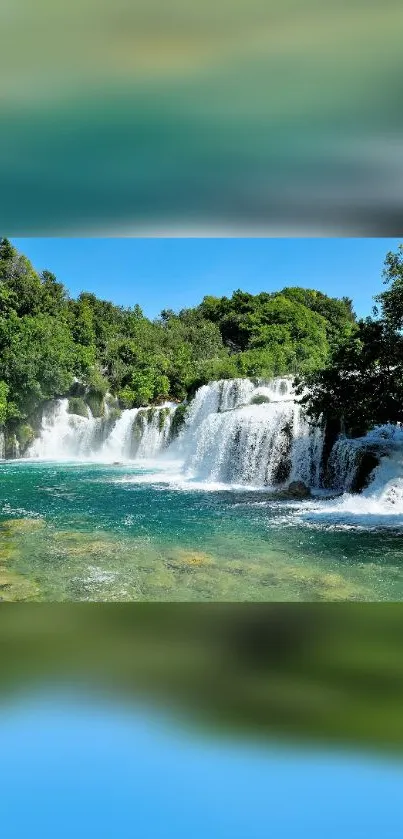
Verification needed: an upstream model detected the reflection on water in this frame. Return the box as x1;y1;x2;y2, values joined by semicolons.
1;461;403;600
2;692;403;839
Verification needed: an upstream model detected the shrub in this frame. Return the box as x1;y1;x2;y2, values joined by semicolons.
86;392;104;418
250;394;271;405
68;397;88;417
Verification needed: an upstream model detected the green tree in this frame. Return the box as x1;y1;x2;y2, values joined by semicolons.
299;245;403;436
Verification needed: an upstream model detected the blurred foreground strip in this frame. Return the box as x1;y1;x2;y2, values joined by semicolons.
1;604;403;753
1;1;402;233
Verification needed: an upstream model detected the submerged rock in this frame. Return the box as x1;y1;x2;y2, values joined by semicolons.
276;480;311;499
1;517;45;534
288;480;311;498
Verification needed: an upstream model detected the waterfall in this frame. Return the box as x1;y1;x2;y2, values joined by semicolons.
325;437;363;492
171;377;323;488
308;426;403;518
99;408;138;461
28;399;101;460
133;408;174;458
22;379;403;500
361;447;403;509
27;399;176;462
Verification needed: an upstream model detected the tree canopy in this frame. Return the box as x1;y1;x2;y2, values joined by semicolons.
299;244;403;437
0;238;356;432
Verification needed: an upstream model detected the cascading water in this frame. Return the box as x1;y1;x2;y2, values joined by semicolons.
317;424;403;517
134;408;174;458
28;399;99;460
27;399;176;462
172;377;323;488
21;379;403;505
99;408;138;461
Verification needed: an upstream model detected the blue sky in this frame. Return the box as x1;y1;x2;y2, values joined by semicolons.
11;238;402;319
2;693;403;839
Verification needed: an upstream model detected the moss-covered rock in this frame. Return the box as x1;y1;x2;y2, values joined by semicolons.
69;380;87;397
321;419;342;486
145;406;158;425
68;397;88;418
272;457;292;485
276;480;311;499
85;392;105;418
15;422;35;454
158;407;171;432
105;393;120;408
1;517;45;535
107;407;122;423
4;432;19;459
169;403;188;441
0;567;40;601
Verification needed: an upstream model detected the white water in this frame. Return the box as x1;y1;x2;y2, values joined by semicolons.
296;425;403;525
28;399;175;462
28;400;97;460
21;379;403;517
171;378;323;488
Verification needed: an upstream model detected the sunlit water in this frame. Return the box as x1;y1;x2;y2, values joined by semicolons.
1;460;403;601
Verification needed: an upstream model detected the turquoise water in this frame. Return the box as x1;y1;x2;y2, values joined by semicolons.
1;460;403;601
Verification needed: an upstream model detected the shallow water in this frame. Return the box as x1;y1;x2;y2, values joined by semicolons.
1;460;403;601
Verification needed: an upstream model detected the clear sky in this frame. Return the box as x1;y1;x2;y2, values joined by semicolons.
2;693;403;839
11;238;402;320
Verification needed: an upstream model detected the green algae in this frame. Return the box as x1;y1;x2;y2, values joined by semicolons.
1;517;45;534
0;519;42;600
0;566;40;601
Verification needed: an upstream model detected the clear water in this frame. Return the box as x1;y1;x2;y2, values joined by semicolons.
1;460;403;601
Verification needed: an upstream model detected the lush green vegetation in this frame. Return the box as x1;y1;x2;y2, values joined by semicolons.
2;237;402;449
299;244;403;437
0;237;355;446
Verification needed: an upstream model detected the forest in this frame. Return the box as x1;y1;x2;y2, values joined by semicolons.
0;237;402;450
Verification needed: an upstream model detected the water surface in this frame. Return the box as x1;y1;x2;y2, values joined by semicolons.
1;460;403;601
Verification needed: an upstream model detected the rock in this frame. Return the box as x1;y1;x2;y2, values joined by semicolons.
287;481;311;498
350;448;380;494
275;480;312;500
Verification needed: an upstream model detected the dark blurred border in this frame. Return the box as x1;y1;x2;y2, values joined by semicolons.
1;603;403;754
1;1;403;235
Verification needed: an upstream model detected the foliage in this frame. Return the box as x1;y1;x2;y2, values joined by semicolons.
299;244;403;436
15;423;35;451
68;397;88;418
250;394;270;405
0;380;9;425
0;237;359;431
85;392;105;418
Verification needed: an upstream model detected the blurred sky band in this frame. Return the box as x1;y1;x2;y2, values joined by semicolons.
1;0;403;235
